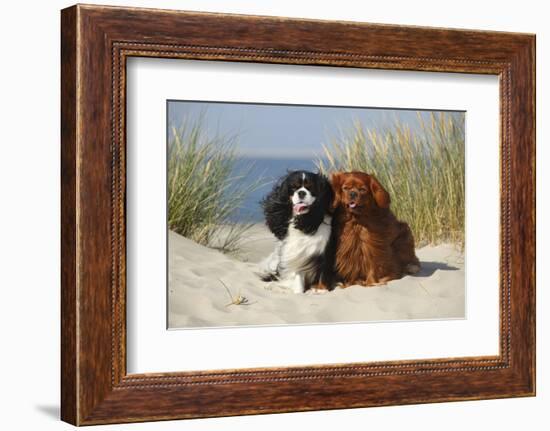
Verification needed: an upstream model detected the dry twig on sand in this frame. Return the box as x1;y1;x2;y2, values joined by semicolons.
219;279;254;307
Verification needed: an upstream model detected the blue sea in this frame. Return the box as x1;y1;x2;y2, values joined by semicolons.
230;157;322;222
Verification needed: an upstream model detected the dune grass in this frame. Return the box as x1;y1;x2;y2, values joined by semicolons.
317;112;465;246
167;121;260;253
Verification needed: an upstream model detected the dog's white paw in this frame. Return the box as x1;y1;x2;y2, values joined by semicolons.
306;287;329;295
257;247;281;278
291;285;305;294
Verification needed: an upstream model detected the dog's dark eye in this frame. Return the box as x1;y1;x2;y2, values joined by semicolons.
289;183;300;193
359;187;367;192
342;186;350;191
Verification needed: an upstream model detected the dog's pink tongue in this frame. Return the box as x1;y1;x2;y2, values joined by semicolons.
293;203;307;213
349;202;357;208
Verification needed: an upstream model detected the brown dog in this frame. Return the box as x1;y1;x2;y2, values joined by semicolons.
331;171;420;287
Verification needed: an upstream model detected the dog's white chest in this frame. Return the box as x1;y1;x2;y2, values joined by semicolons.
280;216;331;271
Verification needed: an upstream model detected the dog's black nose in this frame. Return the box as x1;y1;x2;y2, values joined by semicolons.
297;190;306;199
349;191;358;199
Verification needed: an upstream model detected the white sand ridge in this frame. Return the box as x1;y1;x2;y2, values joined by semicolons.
168;225;464;329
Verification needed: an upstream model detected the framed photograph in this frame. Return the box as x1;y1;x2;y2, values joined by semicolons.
61;4;535;425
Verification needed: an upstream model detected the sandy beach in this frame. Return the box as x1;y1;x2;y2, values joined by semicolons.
168;225;465;329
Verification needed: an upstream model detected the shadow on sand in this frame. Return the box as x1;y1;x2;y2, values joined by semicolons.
416;261;459;277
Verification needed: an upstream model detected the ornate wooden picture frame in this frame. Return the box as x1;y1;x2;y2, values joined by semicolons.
61;4;535;425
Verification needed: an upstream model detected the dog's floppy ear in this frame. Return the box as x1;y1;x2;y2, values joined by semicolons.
368;175;391;208
261;176;292;240
330;172;344;210
276;175;290;198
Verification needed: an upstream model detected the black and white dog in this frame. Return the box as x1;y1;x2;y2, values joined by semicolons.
259;171;335;294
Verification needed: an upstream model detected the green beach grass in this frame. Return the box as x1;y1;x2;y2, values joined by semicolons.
167;121;261;253
168;112;464;252
317;112;465;246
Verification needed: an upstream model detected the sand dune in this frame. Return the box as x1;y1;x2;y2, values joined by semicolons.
168;225;465;329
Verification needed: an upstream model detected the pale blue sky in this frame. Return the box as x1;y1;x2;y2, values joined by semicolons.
167;100;464;159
